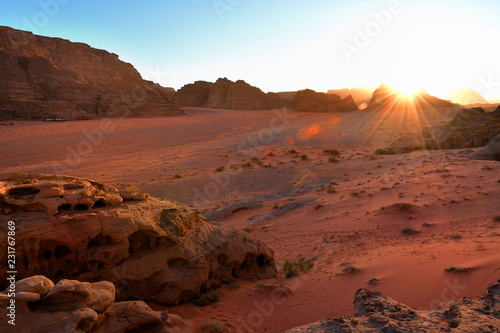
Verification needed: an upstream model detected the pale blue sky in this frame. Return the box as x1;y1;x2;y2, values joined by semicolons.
1;0;499;99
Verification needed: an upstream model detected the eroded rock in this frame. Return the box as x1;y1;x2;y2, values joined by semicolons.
0;173;277;305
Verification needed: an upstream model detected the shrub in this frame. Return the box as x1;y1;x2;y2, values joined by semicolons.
192;291;220;307
215;166;224;172
300;154;308;160
288;149;297;154
283;258;314;278
342;265;360;273
323;149;340;156
493;216;500;222
328;157;339;163
375;148;397;155
401;227;416;235
201;321;229;333
226;282;240;289
368;277;380;284
173;174;182;179
444;266;469;273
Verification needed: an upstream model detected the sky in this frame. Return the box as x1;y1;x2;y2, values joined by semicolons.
1;0;500;100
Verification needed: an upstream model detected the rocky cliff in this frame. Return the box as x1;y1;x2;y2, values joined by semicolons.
368;83;455;110
174;78;286;110
0;26;180;120
286;281;500;332
292;89;358;113
0;173;277;305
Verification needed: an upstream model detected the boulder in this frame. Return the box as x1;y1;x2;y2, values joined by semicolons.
0;26;181;120
0;275;190;333
0;173;277;305
285;280;500;332
470;134;500;161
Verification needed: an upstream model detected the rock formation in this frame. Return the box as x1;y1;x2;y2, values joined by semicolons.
0;173;277;305
368;83;455;110
291;89;358;113
0;26;180;120
470;134;500;161
174;78;285;110
327;87;375;105
286;280;500;332
0;275;190;332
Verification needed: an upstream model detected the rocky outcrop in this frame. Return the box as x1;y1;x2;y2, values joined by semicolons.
368;83;455;110
327;87;374;104
291;89;358;113
0;275;190;332
0;26;181;120
423;107;500;150
0;173;277;305
470;134;500;161
174;78;286;110
286;281;500;332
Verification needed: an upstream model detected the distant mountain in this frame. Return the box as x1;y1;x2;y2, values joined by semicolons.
174;78;285;110
291;89;358;113
0;26;180;120
448;87;488;105
368;83;456;110
327;87;374;104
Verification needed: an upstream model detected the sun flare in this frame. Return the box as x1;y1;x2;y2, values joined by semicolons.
387;82;423;98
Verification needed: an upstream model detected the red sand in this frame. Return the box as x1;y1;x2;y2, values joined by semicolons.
1;107;498;332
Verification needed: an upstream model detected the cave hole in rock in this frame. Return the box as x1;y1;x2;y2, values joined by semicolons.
55;269;64;278
54;245;71;259
87;233;114;250
7;187;40;199
128;231;154;254
256;254;266;267
57;204;72;212
97;262;104;270
43;250;52;260
74;204;89;211
92;199;106;208
23;256;29;270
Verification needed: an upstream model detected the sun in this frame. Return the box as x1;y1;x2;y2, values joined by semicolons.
387;81;423;98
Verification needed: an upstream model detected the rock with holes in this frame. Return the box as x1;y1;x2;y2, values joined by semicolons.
0;275;190;333
470;133;500;161
0;172;277;305
285;281;500;332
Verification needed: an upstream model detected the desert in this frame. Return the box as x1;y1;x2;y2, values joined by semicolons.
1;1;500;332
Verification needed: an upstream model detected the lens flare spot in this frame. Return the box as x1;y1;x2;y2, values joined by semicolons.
297;124;321;141
286;137;295;145
329;117;341;126
358;103;368;110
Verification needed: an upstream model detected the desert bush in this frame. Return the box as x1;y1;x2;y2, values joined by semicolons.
444;266;469;273
323;149;340;156
342;265;360;273
192;291;220;307
328;157;339;163
173;174;182;179
288;149;297;154
368;277;380;284
215;166;224;172
375;148;397;155
201;321;229;333
493;216;500;222
283;258;314;278
401;227;416;235
300;154;308;160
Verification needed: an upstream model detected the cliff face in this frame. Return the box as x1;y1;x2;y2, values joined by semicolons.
0;26;180;120
174;78;286;110
292;89;358;113
368;83;455;110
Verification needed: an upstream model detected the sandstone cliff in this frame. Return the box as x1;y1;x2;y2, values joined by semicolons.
292;89;358;113
0;26;180;120
368;83;455;110
0;173;277;305
174;78;286;110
